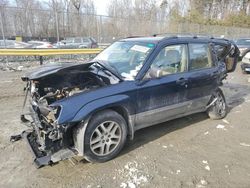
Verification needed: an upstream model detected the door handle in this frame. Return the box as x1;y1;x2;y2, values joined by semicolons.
176;78;188;87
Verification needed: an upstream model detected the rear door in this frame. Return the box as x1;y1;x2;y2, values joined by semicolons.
185;43;219;111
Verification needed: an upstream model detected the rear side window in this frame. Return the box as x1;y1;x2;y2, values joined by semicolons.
82;38;90;42
189;43;213;71
74;38;82;43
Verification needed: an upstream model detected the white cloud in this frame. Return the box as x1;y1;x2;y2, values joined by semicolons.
94;0;111;15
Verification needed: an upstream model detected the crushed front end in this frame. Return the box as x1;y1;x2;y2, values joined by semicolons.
20;82;77;167
18;63;119;167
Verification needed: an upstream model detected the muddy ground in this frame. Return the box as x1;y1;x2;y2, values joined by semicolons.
0;64;250;188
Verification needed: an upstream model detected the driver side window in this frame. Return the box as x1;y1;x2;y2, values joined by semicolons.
146;44;188;79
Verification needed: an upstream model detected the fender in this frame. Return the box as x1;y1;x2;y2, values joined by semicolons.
72;94;128;120
71;94;135;136
71;94;135;156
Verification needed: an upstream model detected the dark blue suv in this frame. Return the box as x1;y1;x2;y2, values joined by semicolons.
20;35;239;167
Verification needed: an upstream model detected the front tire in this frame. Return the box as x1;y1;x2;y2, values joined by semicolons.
207;89;227;120
84;110;127;163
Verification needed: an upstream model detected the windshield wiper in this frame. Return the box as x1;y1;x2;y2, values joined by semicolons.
94;61;123;80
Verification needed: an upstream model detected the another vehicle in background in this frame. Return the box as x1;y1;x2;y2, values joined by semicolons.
57;37;98;49
0;40;30;48
235;38;250;58
28;41;53;49
241;51;250;73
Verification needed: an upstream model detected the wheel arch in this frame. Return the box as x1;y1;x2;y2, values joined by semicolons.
81;105;135;140
72;96;135;156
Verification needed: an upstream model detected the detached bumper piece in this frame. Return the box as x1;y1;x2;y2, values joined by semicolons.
22;131;52;168
22;130;77;168
20;110;77;168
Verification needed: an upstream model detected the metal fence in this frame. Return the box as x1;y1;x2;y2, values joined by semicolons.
0;48;102;65
1;6;250;43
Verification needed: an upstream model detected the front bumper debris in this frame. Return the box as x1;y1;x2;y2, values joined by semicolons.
11;130;77;168
15;106;77;168
23;130;52;168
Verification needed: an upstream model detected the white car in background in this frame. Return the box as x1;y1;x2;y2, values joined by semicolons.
28;41;54;49
241;52;250;73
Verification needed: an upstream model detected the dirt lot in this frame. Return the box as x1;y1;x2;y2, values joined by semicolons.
0;65;250;188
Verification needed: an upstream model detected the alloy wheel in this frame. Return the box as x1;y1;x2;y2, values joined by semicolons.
90;121;122;156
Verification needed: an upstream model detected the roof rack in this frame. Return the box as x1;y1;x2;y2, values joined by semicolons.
126;35;145;39
152;33;215;39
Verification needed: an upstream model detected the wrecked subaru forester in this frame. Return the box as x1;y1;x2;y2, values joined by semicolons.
18;35;239;167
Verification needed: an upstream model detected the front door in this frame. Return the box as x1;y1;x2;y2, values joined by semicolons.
135;44;190;129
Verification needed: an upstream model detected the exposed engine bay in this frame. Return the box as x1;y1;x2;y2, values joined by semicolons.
31;70;109;105
27;63;118;105
25;63;121;127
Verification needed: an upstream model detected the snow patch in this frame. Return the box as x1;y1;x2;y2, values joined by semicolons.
120;161;148;188
200;179;208;185
240;143;250;147
120;182;127;188
196;179;208;188
216;124;227;130
202;160;208;164
127;182;136;188
205;165;210;171
222;119;230;124
202;160;210;171
204;131;209;135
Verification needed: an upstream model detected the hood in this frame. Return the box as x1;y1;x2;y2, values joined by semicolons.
21;62;93;81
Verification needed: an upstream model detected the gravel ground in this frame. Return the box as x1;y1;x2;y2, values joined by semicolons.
0;64;250;188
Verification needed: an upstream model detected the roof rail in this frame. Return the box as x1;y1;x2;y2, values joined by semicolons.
126;35;145;39
152;33;215;40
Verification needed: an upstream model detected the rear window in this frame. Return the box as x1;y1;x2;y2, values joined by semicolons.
82;38;90;42
74;38;82;43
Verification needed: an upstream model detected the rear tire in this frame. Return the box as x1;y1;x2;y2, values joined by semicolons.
83;110;127;163
207;89;227;120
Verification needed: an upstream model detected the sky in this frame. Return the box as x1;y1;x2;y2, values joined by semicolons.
94;0;111;15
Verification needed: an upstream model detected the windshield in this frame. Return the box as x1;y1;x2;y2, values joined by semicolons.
94;41;155;80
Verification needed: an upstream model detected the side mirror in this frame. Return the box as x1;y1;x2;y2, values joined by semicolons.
147;66;163;78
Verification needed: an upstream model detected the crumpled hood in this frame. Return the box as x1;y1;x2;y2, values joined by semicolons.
22;62;93;80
